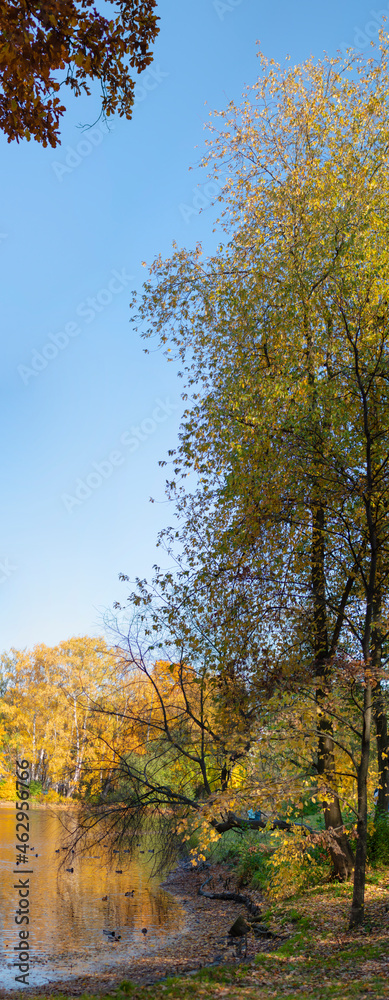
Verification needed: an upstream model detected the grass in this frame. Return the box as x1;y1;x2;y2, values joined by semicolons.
14;820;389;1000
20;868;389;1000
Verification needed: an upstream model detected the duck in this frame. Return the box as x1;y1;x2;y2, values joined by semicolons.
148;849;154;853
103;930;121;940
141;927;148;936
124;890;135;897
66;867;74;873
101;895;108;901
115;869;123;874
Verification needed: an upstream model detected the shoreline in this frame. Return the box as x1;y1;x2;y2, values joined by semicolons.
0;862;274;998
0;800;78;810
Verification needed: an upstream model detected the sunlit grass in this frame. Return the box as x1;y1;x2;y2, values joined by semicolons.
23;866;389;1000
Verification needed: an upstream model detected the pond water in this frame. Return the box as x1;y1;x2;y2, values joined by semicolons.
0;806;186;990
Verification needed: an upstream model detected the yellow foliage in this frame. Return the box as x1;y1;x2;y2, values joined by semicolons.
0;637;126;796
266;828;331;902
0;775;16;801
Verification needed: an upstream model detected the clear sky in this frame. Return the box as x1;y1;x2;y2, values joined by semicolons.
0;0;384;652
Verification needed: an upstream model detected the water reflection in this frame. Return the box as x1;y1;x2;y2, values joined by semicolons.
0;806;185;990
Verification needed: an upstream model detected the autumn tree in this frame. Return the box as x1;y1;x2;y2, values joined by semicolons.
131;40;389;924
68;590;330;871
0;1;159;147
0;636;123;795
66;596;259;860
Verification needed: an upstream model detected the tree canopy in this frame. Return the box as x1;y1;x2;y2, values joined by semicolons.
0;1;159;146
0;637;124;797
129;39;389;925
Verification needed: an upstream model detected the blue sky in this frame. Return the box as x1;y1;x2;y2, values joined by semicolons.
0;0;384;652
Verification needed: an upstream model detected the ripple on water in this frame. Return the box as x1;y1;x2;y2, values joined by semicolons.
0;806;186;989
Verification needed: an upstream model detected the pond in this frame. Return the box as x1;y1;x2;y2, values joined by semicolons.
0;806;186;990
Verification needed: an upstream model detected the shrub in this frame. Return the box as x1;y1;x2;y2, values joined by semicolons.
367;813;389;866
265;831;332;900
207;826;332;900
0;774;16;800
41;788;61;803
29;780;43;798
233;839;273;890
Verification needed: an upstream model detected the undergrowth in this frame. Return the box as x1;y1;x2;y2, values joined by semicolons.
208;826;332;899
208;811;389;902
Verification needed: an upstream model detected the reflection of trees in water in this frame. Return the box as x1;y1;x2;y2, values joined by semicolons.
53;874;180;938
102;898;129;928
1;808;183;955
146;888;180;928
56;881;75;917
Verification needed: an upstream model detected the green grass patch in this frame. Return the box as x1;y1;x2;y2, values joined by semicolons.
21;875;389;1000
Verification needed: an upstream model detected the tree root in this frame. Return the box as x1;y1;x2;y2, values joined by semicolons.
198;877;275;936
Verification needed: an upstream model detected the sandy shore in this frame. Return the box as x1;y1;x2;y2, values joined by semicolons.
0;863;276;997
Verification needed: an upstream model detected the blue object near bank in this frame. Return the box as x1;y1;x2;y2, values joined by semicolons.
374;788;389;810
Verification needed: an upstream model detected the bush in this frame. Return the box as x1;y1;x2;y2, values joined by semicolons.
207;826;332;900
265;834;331;901
29;780;43;798
207;828;273;888
233;839;273;890
40;788;61;803
367;814;389;866
0;774;16;800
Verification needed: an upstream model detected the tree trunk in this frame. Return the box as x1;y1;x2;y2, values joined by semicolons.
374;687;389;815
312;503;354;879
317;724;354;879
349;680;372;928
31;714;36;780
